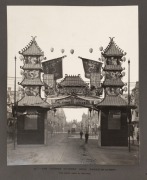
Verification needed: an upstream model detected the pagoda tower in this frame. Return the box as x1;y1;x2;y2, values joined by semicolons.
96;38;130;146
16;37;50;145
102;37;126;98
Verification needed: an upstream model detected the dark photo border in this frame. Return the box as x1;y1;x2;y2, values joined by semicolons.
0;0;146;180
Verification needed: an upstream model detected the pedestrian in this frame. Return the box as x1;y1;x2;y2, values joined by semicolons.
85;131;89;144
68;129;70;135
130;124;134;144
80;130;83;139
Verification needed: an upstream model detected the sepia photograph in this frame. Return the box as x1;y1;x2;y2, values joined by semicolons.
7;6;139;166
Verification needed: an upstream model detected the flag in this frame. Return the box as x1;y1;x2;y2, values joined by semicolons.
79;57;102;79
90;73;101;88
42;56;65;79
43;74;55;88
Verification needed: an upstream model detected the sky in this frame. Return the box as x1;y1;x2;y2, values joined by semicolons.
7;6;138;122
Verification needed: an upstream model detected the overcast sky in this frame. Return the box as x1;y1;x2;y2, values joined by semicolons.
7;6;138;122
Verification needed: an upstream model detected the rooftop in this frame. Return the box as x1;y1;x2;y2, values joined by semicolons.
103;65;123;71
19;78;44;86
102;38;124;57
96;95;128;107
59;75;87;87
17;95;49;108
21;64;43;71
103;79;124;87
19;37;44;56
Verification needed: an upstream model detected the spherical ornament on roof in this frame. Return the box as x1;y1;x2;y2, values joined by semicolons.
70;49;74;54
50;47;54;52
89;48;93;53
99;46;103;51
61;49;65;53
19;55;24;61
122;57;126;62
123;52;127;56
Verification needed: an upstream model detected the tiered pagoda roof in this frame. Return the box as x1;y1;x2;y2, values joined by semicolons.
19;37;44;56
17;95;50;108
96;95;128;107
21;64;43;71
102;37;124;57
59;75;87;87
103;79;124;87
103;65;123;71
19;78;44;86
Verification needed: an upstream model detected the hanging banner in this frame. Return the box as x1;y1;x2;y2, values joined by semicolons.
43;74;55;88
42;56;65;79
90;73;101;88
79;57;102;79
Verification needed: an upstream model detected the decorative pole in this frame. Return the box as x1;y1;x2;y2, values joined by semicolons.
128;59;131;152
14;56;17;150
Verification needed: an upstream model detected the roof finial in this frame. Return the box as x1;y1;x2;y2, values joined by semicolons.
109;37;115;41
31;36;37;41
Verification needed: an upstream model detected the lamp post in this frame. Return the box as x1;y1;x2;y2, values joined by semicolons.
13;56;17;150
128;60;131;152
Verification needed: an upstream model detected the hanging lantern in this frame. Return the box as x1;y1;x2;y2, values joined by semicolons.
123;52;127;56
70;49;74;54
124;87;127;92
61;49;65;53
19;55;24;61
122;72;125;76
101;57;105;62
40;56;44;61
89;48;93;53
20;70;24;75
99;46;103;51
102;71;105;76
89;108;92;117
122;57;126;62
50;47;54;52
53;108;57;117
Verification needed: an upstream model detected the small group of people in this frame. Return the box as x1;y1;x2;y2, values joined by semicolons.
80;130;89;144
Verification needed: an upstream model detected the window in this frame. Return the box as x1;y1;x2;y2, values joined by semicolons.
24;115;38;130
136;111;139;117
108;110;121;129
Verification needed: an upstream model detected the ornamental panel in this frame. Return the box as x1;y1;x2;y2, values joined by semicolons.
24;70;40;79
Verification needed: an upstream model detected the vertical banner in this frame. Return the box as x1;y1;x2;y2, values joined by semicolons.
42;57;65;79
79;57;102;79
90;73;101;88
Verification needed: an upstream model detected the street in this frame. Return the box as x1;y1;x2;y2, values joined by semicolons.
7;133;139;165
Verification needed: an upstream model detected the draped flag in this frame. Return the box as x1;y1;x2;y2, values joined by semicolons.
79;57;102;79
43;74;55;88
90;73;101;88
42;56;66;79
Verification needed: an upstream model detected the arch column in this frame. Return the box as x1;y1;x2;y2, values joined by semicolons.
97;110;101;147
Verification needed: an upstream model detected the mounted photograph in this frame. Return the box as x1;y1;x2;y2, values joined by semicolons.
7;6;139;165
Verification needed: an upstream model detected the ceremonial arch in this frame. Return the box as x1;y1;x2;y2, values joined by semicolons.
14;37;135;146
